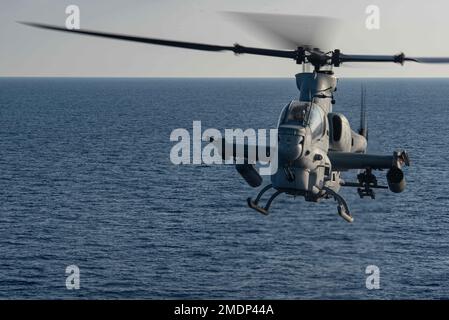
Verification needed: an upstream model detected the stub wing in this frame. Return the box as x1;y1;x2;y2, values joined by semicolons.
328;149;410;171
208;136;275;163
207;136;277;187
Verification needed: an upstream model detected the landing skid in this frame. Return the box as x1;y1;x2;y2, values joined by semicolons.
247;184;283;216
323;187;354;223
247;184;353;222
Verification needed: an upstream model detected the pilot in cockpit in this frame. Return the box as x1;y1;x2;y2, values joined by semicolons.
288;104;307;123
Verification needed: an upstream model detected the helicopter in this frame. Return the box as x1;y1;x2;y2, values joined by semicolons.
21;14;449;223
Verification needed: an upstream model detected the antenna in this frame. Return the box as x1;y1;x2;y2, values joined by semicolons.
359;84;368;140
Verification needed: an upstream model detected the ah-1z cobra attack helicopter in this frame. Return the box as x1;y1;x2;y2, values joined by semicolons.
22;13;449;222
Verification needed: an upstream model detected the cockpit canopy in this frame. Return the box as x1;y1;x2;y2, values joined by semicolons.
284;101;308;125
278;100;325;139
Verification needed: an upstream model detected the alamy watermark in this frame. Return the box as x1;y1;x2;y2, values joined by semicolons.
66;265;80;290
365;5;380;30
65;5;80;30
365;265;380;290
170;121;278;175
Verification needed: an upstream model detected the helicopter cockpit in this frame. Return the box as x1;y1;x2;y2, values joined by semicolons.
278;100;309;127
278;100;325;139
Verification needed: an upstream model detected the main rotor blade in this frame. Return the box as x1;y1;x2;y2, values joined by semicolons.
407;57;449;64
339;54;402;63
340;53;449;65
19;22;297;60
19;22;449;68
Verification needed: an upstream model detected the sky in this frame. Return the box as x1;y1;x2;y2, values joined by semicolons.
2;0;449;77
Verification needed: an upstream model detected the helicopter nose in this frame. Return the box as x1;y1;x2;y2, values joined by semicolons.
278;134;303;161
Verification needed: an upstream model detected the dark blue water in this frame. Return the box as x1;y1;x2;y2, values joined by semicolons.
0;77;448;299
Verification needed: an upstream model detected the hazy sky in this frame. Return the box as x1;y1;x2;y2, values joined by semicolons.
2;0;449;77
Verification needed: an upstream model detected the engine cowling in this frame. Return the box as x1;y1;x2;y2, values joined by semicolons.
328;113;352;152
350;131;367;153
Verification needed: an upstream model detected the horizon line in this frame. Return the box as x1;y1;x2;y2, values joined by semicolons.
2;75;449;79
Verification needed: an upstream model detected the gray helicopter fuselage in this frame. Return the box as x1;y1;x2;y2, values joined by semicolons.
271;72;367;201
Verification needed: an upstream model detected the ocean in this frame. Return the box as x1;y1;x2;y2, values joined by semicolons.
0;77;448;299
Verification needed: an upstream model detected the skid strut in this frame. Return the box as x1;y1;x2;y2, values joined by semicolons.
323;187;353;223
247;184;283;215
